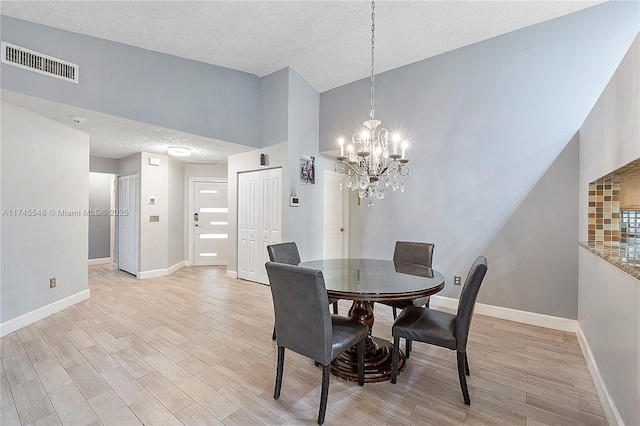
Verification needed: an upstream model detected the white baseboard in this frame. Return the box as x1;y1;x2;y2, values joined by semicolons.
0;289;90;337
88;257;111;266
138;261;185;280
429;295;578;332
226;270;237;279
576;326;623;426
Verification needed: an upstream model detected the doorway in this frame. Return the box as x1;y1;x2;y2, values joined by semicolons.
117;174;140;275
237;168;282;284
322;170;349;259
190;180;229;266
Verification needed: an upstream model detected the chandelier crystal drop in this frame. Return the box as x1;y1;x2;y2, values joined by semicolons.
336;1;409;207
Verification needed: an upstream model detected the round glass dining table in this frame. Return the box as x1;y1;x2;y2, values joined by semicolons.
299;258;445;383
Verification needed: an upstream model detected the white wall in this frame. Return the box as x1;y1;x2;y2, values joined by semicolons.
140;152;169;273
1;101;89;332
167;157;184;268
578;34;639;426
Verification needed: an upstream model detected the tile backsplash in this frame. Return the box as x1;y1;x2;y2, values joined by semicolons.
588;158;640;244
588;181;620;243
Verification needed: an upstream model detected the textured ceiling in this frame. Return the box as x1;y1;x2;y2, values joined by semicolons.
0;0;605;163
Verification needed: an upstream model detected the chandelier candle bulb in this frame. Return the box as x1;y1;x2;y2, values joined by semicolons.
339;138;345;157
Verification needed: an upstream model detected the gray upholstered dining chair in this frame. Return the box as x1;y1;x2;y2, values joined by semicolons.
267;242;339;340
265;262;367;425
391;256;488;405
378;241;435;319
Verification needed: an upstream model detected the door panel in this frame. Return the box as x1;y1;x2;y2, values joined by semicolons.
237;168;282;284
323;171;348;259
118;174;139;275
193;181;228;266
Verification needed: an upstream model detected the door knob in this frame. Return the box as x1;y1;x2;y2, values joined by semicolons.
340;228;344;232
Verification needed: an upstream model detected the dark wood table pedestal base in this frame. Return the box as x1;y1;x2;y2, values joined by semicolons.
331;336;405;383
330;300;405;383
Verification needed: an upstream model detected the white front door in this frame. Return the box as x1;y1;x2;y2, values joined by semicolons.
238;168;282;284
322;171;348;259
193;181;228;266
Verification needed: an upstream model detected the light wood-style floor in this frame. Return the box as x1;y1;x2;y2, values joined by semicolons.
1;264;606;425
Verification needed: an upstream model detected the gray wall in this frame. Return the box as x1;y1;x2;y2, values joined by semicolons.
227;67;338;273
1;101;89;324
260;68;289;147
1;15;260;147
578;34;639;426
90;156;118;174
319;1;639;319
227;68;292;275
167;157;185;268
286;68;323;261
88;172;113;259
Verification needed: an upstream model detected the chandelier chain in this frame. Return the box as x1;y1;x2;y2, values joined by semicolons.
335;0;409;206
370;1;376;120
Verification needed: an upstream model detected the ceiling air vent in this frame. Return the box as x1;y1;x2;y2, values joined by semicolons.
1;41;78;84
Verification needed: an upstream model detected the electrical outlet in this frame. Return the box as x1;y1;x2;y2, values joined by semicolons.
454;276;461;286
50;277;56;289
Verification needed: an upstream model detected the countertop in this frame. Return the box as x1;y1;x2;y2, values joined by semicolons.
579;241;640;280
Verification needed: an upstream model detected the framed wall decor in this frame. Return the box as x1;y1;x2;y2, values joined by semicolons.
299;155;315;184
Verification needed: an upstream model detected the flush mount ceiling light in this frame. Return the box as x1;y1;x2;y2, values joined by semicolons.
336;1;410;207
167;146;191;156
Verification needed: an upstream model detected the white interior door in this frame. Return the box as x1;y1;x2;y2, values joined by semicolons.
193;181;228;266
323;171;348;259
117;174;139;275
238;168;282;284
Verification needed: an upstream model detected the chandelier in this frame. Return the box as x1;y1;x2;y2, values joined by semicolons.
336;0;409;207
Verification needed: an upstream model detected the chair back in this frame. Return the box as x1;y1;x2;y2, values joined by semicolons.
455;256;488;352
267;242;301;265
265;262;332;364
393;241;434;268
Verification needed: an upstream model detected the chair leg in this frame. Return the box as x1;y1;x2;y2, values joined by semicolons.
405;339;412;359
274;346;285;400
464;352;470;376
456;351;470;405
318;364;331;425
392;307;398;320
272;326;276;341
424;297;430;308
391;336;400;384
357;338;365;386
332;301;338;315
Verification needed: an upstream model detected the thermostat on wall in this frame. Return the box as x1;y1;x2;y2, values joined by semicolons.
289;196;300;207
